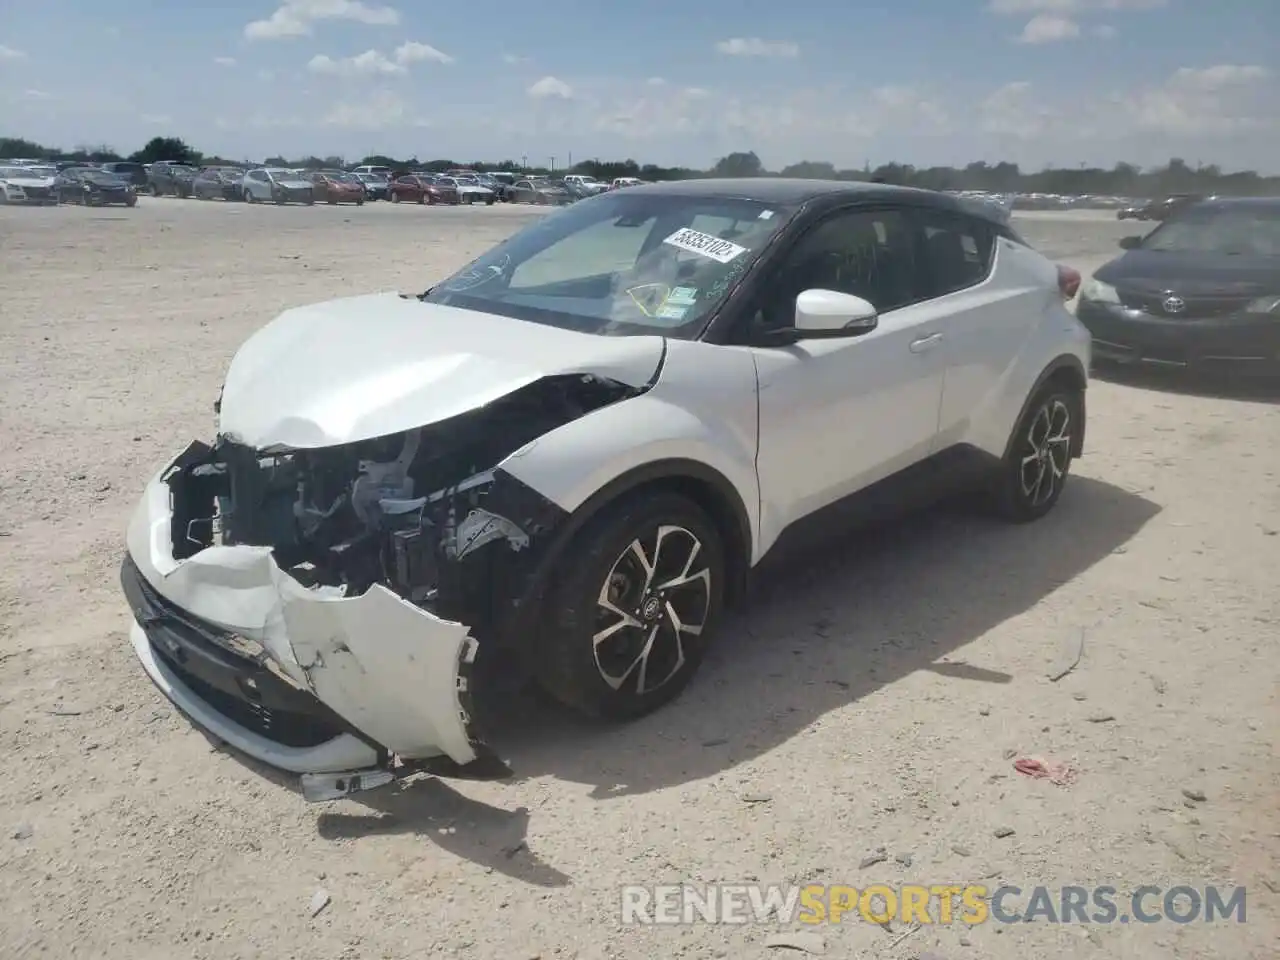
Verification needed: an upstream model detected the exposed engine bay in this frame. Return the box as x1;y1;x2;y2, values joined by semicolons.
168;374;636;621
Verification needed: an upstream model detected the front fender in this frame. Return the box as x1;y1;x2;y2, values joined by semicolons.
498;393;761;560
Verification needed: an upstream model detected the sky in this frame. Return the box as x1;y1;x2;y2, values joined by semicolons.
1;0;1278;172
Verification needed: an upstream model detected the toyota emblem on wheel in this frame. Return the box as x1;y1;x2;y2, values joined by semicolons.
1162;295;1186;314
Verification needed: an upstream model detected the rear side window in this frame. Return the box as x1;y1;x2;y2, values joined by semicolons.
916;213;995;296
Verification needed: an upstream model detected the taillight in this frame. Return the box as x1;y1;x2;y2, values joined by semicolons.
1057;264;1081;300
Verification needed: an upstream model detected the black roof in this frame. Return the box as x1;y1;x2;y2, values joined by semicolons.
626;177;1001;222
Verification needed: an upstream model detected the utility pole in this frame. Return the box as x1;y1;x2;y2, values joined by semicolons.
521;153;527;170
550;155;556;172
568;150;572;169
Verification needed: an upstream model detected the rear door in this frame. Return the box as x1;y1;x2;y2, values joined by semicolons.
906;210;1041;447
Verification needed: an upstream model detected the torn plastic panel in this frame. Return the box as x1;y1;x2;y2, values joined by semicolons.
126;370;656;797
171;373;646;608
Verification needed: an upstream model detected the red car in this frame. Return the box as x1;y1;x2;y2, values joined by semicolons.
389;173;459;205
310;170;366;205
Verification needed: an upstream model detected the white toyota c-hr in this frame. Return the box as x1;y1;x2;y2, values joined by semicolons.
120;179;1090;799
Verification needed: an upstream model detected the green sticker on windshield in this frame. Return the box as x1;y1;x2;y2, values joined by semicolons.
656;303;690;321
667;286;698;306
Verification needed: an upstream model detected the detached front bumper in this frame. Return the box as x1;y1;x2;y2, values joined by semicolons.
1078;299;1280;375
121;444;508;800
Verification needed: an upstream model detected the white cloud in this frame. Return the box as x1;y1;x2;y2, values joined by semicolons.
140;113;173;125
527;76;574;99
0;44;26;60
645;77;666;87
1124;65;1276;135
244;0;400;41
1093;24;1117;38
394;41;452;65
502;53;531;65
308;41;451;76
988;0;1164;12
977;65;1277;147
23;89;53;100
214;56;237;66
715;37;800;58
1016;14;1082;43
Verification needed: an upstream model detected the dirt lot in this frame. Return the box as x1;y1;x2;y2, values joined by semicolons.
1;201;1277;960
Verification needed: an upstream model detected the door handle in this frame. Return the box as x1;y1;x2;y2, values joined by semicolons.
909;333;943;353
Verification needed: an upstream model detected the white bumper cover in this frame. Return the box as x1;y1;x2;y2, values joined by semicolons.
124;448;482;778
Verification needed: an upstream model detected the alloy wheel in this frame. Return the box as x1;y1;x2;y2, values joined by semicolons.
1019;399;1071;507
593;525;711;695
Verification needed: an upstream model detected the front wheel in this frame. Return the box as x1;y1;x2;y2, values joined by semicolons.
535;491;725;720
988;384;1080;522
243;188;255;203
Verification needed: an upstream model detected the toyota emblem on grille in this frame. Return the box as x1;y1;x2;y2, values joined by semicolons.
1162;295;1186;314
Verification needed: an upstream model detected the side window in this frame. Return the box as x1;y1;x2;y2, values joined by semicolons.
917;213;995;297
748;208;920;335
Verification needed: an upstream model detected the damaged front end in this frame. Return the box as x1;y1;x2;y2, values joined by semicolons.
123;373;640;800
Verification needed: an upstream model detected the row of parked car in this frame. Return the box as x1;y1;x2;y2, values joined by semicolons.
0;157;649;209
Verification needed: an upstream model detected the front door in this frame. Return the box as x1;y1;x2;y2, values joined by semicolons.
738;207;947;544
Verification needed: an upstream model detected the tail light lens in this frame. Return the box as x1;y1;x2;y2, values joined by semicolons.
1057;264;1081;300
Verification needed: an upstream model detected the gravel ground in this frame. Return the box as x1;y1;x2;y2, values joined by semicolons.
1;200;1277;960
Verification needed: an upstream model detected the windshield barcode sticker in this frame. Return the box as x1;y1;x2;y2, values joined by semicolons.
662;228;748;264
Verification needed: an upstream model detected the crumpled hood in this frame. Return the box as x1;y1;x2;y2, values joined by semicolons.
218;292;666;450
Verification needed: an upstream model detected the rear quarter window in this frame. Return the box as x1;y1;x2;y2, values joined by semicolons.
916;212;996;297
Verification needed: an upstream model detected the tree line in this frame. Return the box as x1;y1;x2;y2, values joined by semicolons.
3;137;1277;199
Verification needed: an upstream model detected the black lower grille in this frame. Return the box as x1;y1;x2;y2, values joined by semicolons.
149;639;344;748
122;555;360;751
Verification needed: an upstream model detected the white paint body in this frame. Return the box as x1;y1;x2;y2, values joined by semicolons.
123;232;1089;784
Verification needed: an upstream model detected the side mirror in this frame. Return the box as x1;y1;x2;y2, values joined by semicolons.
793;289;879;338
1119;236;1141;250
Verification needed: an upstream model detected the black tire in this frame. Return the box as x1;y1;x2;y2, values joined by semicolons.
416;193;425;205
391;191;400;203
988;382;1080;522
535;491;726;720
485;196;495;205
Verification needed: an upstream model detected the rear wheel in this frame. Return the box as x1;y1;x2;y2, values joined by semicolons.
535;491;726;719
988;382;1080;522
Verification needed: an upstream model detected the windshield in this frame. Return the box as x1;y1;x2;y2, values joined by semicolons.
78;170;120;184
1;166;39;178
1142;205;1280;257
424;193;791;338
165;165;197;176
266;168;299;180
